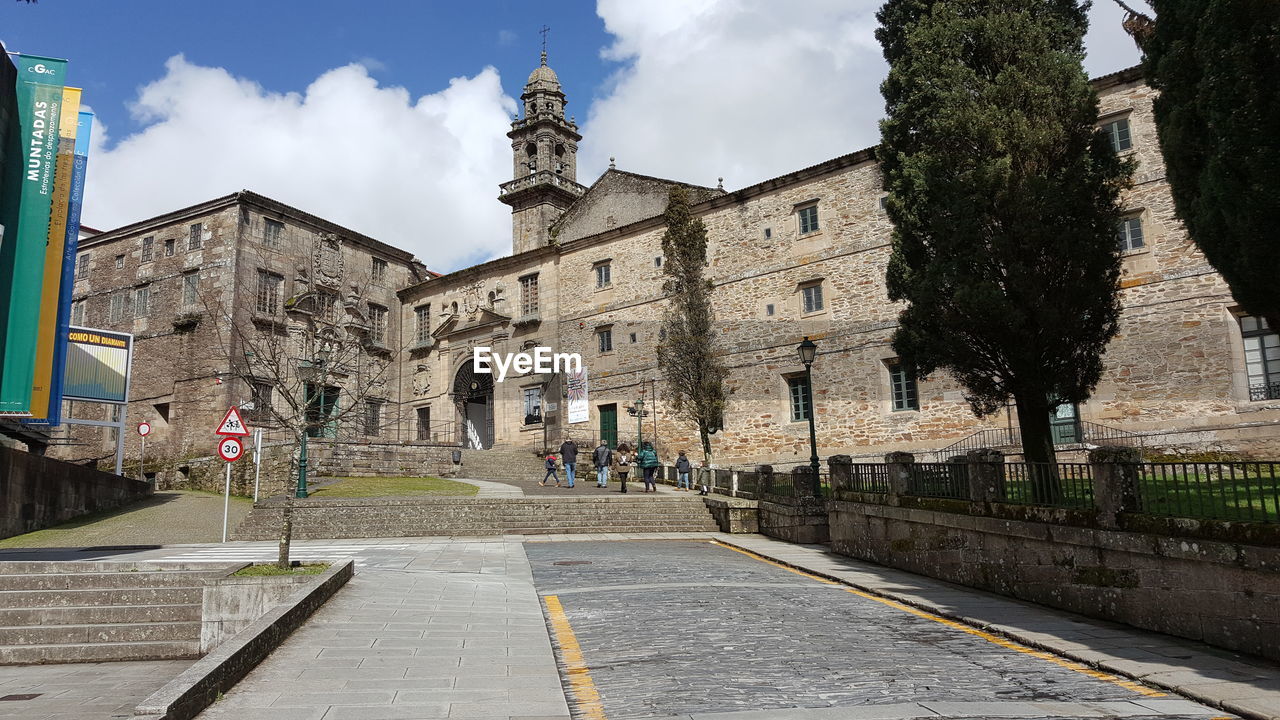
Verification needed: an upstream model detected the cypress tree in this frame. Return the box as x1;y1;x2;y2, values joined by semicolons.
1140;0;1280;332
876;0;1134;485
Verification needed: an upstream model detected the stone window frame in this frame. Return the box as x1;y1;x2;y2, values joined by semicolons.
256;270;284;315
1226;309;1280;404
140;236;154;264
181;271;201;309
70;299;85;326
795;200;821;236
368;303;389;346
799;279;826;316
108;290;128;323
164;238;176;257
248;379;274;424
1099;111;1135;155
263;218;284;249
76;252;90;280
522;385;543;427
415;406;432;441
371;257;388;283
783;372;811;423
414;304;432;346
596;325;614;354
886;359;920;412
114;254;125;269
519;273;540;316
363;398;385;437
1117;212;1147;255
188;223;203;251
594;260;612;290
134;284;152;319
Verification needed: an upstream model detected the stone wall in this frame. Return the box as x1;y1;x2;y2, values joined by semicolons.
829;500;1280;661
0;446;153;539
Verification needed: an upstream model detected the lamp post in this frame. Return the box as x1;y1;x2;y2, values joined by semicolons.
634;396;645;447
296;346;331;499
797;337;821;497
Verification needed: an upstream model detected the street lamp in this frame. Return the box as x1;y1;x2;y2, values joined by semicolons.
627;396;647;448
296;345;331;499
797;336;821;497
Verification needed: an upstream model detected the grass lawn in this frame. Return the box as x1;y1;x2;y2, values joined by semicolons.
308;476;478;498
1135;471;1280;523
232;562;329;577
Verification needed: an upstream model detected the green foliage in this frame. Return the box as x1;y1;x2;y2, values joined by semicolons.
232;562;329;577
657;186;728;462
876;0;1134;465
1143;0;1280;330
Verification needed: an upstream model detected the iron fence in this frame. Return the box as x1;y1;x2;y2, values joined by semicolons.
841;464;890;493
906;463;968;500
1002;462;1094;509
1133;462;1280;524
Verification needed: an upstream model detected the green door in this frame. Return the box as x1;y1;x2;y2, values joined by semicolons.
599;404;618;449
1049;401;1080;445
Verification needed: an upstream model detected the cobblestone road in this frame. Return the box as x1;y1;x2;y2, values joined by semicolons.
527;540;1233;720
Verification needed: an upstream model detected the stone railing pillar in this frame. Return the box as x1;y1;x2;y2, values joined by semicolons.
792;466;816;498
885;451;915;503
965;448;1005;503
827;454;852;493
756;464;774;496
1090;446;1142;528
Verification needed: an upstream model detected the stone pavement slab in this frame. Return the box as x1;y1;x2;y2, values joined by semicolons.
718;534;1280;720
0;658;192;720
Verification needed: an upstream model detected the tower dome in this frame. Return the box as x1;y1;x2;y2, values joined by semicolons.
525;51;560;92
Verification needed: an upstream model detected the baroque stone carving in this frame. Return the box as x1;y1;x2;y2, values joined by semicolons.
313;233;343;289
412;364;431;397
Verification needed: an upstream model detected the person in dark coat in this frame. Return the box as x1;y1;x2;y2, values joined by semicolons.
675;451;693;491
540;455;560;487
558;439;578;488
636;441;660;493
613;444;631;493
593;441;612;488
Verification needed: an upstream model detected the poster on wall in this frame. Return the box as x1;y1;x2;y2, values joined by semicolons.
566;367;589;424
62;326;133;404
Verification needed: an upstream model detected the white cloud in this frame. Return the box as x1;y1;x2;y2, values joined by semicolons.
581;0;1144;190
84;55;516;272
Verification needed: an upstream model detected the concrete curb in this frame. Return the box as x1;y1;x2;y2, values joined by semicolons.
714;538;1277;720
132;559;355;720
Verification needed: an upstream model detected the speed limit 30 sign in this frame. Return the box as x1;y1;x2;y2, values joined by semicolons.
217;437;244;463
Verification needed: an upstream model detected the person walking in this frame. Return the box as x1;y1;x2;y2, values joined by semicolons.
558;439;578;488
593;441;612;488
539;455;560;487
675;451;692;491
637;441;660;493
613;443;631;494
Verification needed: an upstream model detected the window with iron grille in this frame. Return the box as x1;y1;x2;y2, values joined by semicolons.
519;274;539;316
888;362;919;411
76;253;89;279
798;204;819;234
802;283;824;314
115;254;124;269
141;236;154;263
371;257;388;282
595;263;611;288
1102;117;1132;153
787;375;811;422
416;406;432;440
134;285;151;318
109;292;128;323
182;271;200;308
415;305;431;345
1242;316;1280;401
188;223;203;250
523;387;542;425
1117;217;1144;252
71;300;85;326
249;380;273;421
368;304;388;345
364;399;384;436
597;327;613;353
263;218;283;249
256;271;282;315
164;238;175;257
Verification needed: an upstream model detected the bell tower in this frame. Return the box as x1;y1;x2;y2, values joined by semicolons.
499;49;586;255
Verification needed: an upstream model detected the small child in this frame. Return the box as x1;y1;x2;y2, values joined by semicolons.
540;455;560;487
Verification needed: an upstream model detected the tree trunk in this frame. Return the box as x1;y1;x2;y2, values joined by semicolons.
277;500;293;570
699;424;712;494
1014;391;1061;504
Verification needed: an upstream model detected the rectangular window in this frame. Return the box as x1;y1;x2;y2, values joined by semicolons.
629;332;637;343
416;406;432;441
182;271;200;308
1117;217;1145;252
415;304;431;345
597;327;613;353
764;227;772;240
76;253;89;279
523;387;542;425
115;254;125;269
256;270;282;315
802;283;824;314
364;399;384;436
368;303;388;345
595;263;611;288
787;375;811;422
71;299;85;326
798;205;819;234
371;257;388;282
134;285;151;318
889;362;920;411
519;273;540;315
263;218;283;248
654;256;663;268
141;236;154;263
1242;316;1280;401
249;380;273;421
188;222;203;250
164;238;175;257
766;303;776;316
109;291;128;323
1103;117;1132;153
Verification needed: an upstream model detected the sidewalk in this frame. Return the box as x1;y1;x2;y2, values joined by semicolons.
718;534;1280;720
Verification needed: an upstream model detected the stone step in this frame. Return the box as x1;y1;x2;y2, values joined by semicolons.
0;562;236;575
0;639;201;665
0;570;228;592
0;586;204;609
0;603;202;627
0;621;201;646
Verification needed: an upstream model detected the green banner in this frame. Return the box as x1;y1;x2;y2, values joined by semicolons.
0;54;67;416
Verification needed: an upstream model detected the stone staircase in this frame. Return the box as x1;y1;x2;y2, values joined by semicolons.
233;495;721;540
452;447;548;481
0;561;239;664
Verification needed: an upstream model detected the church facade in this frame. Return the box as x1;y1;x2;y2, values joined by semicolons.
50;56;1280;471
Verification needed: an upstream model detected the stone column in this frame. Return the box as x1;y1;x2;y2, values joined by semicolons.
965;448;1005;503
885;451;914;505
757;464;774;496
1089;446;1142;528
827;454;852;493
792;466;816;498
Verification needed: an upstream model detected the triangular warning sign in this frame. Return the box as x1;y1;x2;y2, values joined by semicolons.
215;406;251;437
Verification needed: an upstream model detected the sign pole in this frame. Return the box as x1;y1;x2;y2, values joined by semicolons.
252;428;262;502
140;435;146;482
222;461;231;543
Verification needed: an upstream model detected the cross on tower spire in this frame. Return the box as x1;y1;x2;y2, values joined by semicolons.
539;25;550;64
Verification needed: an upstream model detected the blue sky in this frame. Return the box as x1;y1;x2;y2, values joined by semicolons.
1;1;1143;272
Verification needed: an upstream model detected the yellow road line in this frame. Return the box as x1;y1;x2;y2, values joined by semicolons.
712;541;1164;698
544;594;608;720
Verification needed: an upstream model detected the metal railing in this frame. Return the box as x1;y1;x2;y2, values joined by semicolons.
1133;461;1280;524
1249;381;1280;402
844;464;890;494
906;463;968;500
938;420;1143;456
1002;462;1094;509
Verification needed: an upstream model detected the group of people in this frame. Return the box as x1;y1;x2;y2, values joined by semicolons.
542;440;703;494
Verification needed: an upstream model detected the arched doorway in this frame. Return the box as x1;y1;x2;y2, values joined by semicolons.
452;364;494;449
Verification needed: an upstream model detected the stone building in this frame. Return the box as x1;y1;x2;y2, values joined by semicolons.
49;57;1280;473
